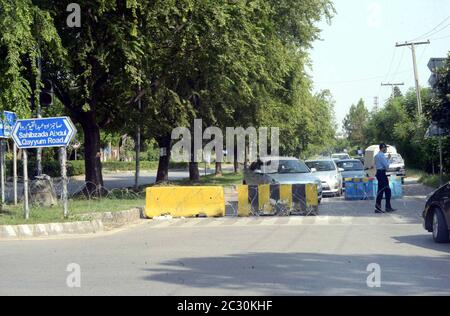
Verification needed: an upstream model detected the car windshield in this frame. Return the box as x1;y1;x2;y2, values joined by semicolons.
305;161;336;172
332;154;350;160
336;161;364;171
387;154;403;163
261;159;310;174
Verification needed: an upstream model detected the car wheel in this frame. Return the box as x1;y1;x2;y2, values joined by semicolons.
432;208;450;243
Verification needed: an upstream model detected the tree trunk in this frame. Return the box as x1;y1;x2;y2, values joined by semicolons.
81;112;104;196
156;134;171;183
189;162;200;182
134;127;141;190
215;162;222;176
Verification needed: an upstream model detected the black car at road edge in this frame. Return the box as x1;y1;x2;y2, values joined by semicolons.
423;181;450;243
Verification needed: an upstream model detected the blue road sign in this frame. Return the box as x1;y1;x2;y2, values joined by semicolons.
0;111;17;138
12;117;77;149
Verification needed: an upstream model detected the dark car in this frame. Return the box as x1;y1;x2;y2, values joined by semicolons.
423;182;450;243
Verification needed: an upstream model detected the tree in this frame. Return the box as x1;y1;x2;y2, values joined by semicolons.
343;99;369;147
427;53;450;132
393;86;403;99
33;0;144;193
2;0;336;188
0;0;64;117
363;85;443;172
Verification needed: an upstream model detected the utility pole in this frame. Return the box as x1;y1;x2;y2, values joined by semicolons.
134;82;142;191
36;50;43;176
373;96;379;112
381;82;404;97
395;40;430;119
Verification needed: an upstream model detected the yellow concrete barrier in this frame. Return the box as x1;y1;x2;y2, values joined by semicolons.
237;183;318;216
145;186;225;218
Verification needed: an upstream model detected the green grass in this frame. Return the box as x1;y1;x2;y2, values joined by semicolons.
1;170;241;226
406;168;427;179
419;174;450;188
0;198;145;226
408;168;450;188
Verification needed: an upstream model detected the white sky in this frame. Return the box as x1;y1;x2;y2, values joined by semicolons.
310;0;450;130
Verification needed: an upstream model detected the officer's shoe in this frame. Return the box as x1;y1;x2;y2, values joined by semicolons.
385;208;397;213
374;205;384;213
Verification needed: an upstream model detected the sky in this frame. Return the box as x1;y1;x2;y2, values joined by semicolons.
310;0;450;131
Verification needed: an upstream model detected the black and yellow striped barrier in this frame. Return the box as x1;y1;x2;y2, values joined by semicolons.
237;183;318;216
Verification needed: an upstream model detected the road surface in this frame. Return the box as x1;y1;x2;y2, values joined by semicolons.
1;179;449;295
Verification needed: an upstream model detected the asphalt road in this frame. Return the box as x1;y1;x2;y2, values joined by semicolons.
1;179;449;296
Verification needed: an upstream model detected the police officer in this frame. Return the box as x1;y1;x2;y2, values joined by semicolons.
374;143;397;213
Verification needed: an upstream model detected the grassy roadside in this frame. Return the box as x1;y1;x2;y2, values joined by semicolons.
1;170;240;226
408;168;450;189
173;171;243;186
0;198;145;226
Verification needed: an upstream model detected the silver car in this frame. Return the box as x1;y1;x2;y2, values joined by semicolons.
335;159;367;189
386;153;406;180
305;159;343;197
243;157;323;203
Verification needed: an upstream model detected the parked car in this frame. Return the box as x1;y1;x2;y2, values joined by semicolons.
331;153;351;161
305;159;343;197
423;181;450;243
243;156;323;203
335;159;367;188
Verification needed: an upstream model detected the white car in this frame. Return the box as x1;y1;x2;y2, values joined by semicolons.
331;153;351;161
305;159;344;197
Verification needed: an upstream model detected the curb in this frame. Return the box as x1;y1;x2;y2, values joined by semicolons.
80;208;145;229
0;208;144;240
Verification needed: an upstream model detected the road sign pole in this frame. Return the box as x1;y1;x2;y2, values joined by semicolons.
439;129;443;187
0;139;5;208
23;149;29;220
60;147;69;218
12;117;77;218
13;143;17;205
36;52;43;177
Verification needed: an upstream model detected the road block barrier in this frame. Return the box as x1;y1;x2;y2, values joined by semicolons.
145;186;225;218
237;183;318;216
344;176;403;200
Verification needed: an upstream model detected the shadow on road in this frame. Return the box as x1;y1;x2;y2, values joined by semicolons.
142;252;450;295
392;235;450;254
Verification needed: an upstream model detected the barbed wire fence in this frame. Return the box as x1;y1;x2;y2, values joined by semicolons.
3;175;145;212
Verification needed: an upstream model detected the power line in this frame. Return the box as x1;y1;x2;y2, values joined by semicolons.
383;48;397;84
430;33;450;41
410;15;450;41
418;44;429;64
425;23;450;39
316;69;412;85
390;47;406;81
